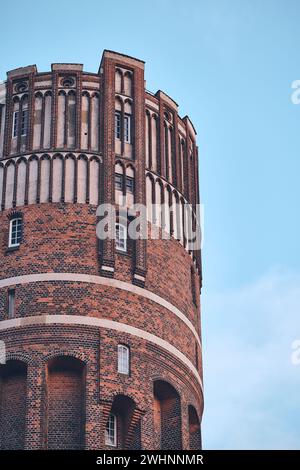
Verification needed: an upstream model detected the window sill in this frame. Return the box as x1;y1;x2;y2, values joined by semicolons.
116;249;131;258
6;246;20;253
114;154;134;161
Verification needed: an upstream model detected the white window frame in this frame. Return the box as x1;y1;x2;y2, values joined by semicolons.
9;217;22;248
118;344;130;375
115;223;127;252
12;111;19;138
8;289;15;318
105;413;117;447
124;114;131;143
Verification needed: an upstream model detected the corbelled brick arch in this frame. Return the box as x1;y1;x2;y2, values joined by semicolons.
0;152;102;210
153;379;183;450
103;394;143;451
0;50;203;450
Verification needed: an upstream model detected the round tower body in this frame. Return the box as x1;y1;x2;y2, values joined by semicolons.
0;51;203;450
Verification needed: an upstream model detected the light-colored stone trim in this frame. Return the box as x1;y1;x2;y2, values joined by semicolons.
0;272;201;347
0;314;203;393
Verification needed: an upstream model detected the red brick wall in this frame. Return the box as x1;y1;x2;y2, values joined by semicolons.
0;202;203;449
0;360;27;449
0;204;202;371
0;51;203;450
189;405;202;450
47;357;85;449
160;397;182;450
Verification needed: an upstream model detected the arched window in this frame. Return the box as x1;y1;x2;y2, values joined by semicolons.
9;217;23;248
115;223;127;252
12;96;28;140
118;344;130;375
105;413;117;447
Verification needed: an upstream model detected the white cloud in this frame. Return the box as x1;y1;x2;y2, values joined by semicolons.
202;267;300;449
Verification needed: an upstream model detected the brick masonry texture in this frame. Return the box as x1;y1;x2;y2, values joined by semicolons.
0;50;203;450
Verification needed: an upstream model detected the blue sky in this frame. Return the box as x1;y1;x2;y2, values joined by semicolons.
1;0;300;449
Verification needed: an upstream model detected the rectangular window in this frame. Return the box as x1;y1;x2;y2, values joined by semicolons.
115;173;123;191
21;109;28;136
115;111;121;139
115;223;127;252
8;289;15;318
126;176;134;194
124;114;131;143
105;413;117;447
12;111;19;138
118;344;130;375
9;218;23;248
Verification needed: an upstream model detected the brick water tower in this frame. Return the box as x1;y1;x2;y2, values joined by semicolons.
0;50;203;450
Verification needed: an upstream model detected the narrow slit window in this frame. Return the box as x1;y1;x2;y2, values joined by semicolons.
12;111;19;137
8;289;15;318
21;109;28;136
124;114;131;143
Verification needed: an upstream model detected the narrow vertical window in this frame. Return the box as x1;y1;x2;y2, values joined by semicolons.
8;289;15;318
105;413;117;447
21;109;28;136
115;223;127;252
191;266;197;306
12;111;19;137
115;173;123;191
124;114;131;143
0;104;3;133
126;176;134;194
115;111;121;139
118;344;130;375
195;342;199;370
9;218;23;248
